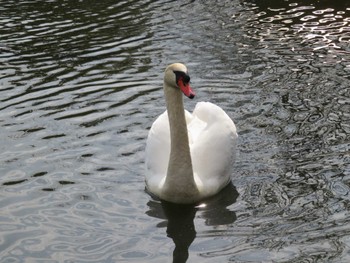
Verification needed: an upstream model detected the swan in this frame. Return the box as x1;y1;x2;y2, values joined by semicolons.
145;63;238;204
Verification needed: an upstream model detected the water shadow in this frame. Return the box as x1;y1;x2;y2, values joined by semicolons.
146;182;239;263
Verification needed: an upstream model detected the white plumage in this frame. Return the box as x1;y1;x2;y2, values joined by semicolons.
145;63;238;204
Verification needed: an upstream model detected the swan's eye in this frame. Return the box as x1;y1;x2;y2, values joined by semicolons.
174;71;190;85
184;75;190;83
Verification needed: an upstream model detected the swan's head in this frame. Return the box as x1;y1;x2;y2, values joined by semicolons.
164;63;195;99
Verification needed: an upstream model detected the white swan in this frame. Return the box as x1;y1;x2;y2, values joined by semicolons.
145;63;238;204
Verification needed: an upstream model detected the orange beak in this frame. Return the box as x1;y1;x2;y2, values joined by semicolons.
178;81;195;99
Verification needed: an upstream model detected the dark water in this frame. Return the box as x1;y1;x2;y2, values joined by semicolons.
1;0;350;262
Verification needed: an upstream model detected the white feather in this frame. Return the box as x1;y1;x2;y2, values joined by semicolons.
145;63;238;203
146;101;237;201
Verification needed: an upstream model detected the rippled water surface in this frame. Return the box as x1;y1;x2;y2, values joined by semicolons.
1;0;350;262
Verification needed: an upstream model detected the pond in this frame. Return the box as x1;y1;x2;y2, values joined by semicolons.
1;0;350;262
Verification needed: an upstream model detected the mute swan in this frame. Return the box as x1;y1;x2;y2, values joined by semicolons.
145;63;238;204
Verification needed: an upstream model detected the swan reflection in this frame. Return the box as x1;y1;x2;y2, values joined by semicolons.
146;182;238;262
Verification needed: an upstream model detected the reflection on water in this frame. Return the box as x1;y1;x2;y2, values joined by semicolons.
229;1;350;262
246;0;350;56
146;183;238;263
1;0;350;262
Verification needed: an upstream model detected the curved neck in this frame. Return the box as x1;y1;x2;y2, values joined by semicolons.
163;85;198;202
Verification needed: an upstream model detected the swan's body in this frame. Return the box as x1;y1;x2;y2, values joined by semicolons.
145;63;238;204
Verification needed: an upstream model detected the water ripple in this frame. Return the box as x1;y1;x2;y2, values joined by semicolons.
245;1;350;60
0;1;156;261
2;0;350;262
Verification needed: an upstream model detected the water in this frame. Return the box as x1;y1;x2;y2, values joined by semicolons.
1;0;350;262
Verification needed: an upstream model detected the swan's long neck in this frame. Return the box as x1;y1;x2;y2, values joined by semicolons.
163;84;199;202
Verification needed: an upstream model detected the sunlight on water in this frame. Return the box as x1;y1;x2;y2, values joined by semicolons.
1;0;350;262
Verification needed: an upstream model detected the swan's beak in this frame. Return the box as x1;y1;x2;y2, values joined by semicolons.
178;82;195;99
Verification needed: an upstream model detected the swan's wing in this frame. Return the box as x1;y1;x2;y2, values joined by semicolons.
145;111;170;193
190;102;238;195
